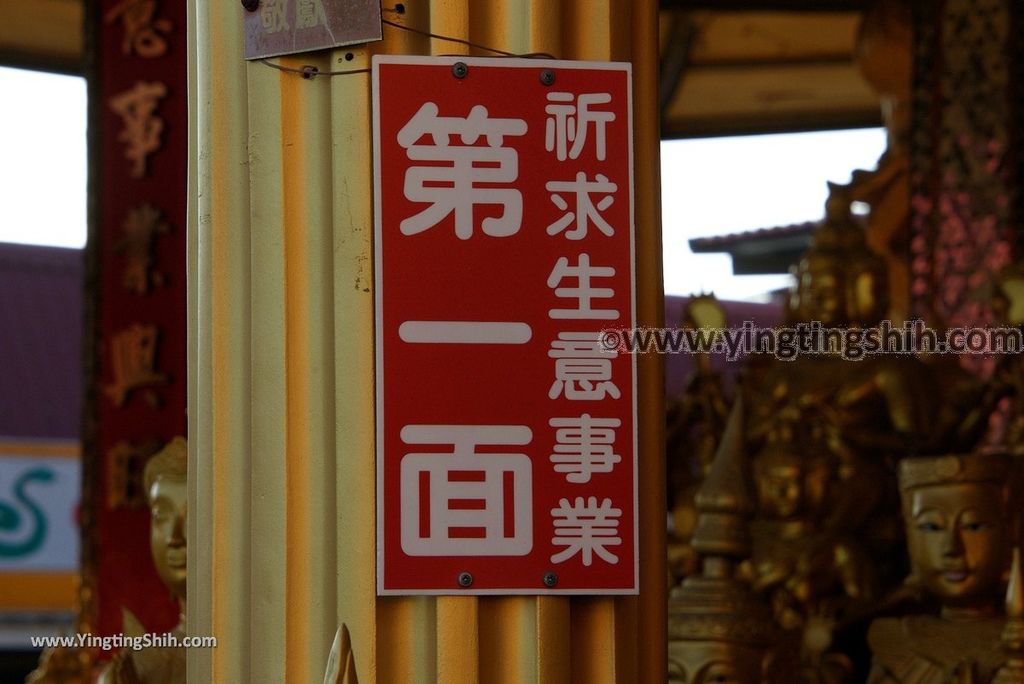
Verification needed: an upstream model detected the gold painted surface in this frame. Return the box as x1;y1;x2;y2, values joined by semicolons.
189;1;664;681
0;0;82;69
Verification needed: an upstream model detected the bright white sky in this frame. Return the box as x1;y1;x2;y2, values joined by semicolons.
0;65;887;301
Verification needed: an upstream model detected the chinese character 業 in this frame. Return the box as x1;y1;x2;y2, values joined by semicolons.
546;172;617;240
548;332;621;401
398;102;528;239
109;81;168;178
261;0;290;33
104;0;172;58
549;414;621;483
399;424;533;556
544;92;615;161
550;496;622;566
547;254;619;319
296;0;327;29
118;203;169;295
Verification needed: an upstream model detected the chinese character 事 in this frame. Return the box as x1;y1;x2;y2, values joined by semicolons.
398;102;528;240
109;81;168;179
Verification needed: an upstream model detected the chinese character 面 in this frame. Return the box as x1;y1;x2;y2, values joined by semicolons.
109;81;168;178
550;496;622;566
104;0;172;58
398;102;528;239
549;414;621;483
296;0;327;29
261;0;290;33
544;92;615;161
546;172;617;240
399;424;533;556
547;254;619;319
548;332;621;401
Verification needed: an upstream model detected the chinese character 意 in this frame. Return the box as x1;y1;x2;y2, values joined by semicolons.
261;0;290;33
550;496;622;566
104;323;169;407
549;414;621;483
109;81;168;178
118;204;169;295
547;172;617;240
544;92;615;161
548;332;621;401
296;0;327;29
398;102;528;240
547;254;619;319
104;0;172;58
399;424;533;557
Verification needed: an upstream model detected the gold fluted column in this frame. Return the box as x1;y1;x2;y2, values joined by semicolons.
188;1;664;681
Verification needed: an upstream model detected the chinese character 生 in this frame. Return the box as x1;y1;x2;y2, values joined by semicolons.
547;254;619;320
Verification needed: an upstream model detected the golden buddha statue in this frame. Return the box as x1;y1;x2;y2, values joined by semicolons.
867;452;1019;683
669;398;796;683
99;436;187;684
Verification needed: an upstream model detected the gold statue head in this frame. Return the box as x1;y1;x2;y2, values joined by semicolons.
899;453;1015;608
793;184;888;326
144;436;187;604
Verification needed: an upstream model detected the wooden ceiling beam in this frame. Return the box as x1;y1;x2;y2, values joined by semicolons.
660;0;865;11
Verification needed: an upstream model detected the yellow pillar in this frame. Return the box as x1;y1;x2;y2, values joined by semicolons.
187;2;664;681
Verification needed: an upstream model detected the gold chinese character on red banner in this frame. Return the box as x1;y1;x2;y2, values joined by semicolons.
109;81;167;178
104;323;168;407
105;439;162;509
118;204;168;295
104;0;172;58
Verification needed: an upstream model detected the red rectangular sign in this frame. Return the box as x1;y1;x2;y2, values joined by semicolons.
374;55;637;595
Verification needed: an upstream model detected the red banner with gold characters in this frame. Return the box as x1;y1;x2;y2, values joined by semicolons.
83;0;187;645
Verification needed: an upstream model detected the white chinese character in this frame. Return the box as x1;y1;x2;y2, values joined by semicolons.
399;424;533;557
548;332;621;401
260;0;290;33
547;254;619;319
550;496;622;566
544;92;615;161
547;172;617;239
549;414;621;483
296;0;327;29
398;102;528;240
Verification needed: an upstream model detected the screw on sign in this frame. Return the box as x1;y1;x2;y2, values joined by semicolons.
374;56;637;595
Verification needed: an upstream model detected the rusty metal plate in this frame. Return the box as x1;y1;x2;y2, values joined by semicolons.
244;0;382;60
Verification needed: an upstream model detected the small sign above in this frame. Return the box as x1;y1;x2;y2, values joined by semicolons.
243;0;382;60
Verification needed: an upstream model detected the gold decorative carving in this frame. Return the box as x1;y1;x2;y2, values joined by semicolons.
109;81;168;179
324;624;359;684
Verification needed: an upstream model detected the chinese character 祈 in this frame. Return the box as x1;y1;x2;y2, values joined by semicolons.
544;92;615;161
549;414;621;483
104;0;173;58
109;81;168;178
296;0;327;29
398;102;528;240
261;0;290;33
104;323;169;407
399;424;533;556
550;496;622;566
548;332;621;401
547;254;619;319
547;172;617;240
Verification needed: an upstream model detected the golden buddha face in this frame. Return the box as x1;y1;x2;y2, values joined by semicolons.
904;482;1007;606
798;260;845;326
669;639;767;684
149;475;187;601
755;454;804;521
